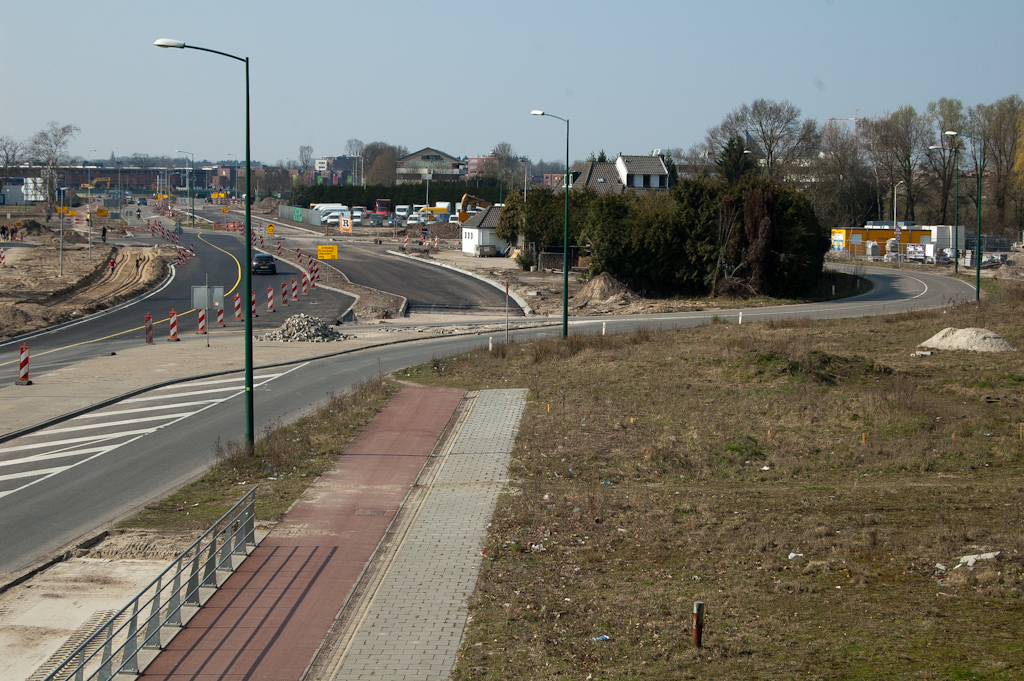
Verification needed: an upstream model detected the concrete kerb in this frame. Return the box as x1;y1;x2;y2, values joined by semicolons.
386;249;533;316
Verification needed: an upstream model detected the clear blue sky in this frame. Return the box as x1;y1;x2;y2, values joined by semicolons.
2;0;1020;166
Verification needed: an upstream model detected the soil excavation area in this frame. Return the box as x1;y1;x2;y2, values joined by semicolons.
0;220;173;340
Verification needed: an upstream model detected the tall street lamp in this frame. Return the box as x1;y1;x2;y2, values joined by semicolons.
87;148;96;259
176;149;195;233
945;130;983;301
156;38;255;448
531;109;569;338
893;180;905;262
930;141;960;273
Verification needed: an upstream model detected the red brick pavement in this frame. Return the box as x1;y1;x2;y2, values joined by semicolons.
140;386;466;681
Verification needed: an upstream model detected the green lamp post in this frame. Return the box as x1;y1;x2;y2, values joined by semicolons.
156;38;255;448
945;130;983;301
531;110;569;338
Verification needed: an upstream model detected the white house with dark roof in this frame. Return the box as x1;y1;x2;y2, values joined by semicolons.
460;205;510;257
568;153;670;194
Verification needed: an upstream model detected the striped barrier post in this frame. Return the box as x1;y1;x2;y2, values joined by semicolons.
189;243;196;257
277;241;281;256
198;308;207;334
217;308;224;326
281;280;288;305
434;235;439;250
145;313;153;344
309;260;317;290
296;247;300;262
403;235;408;250
250;290;257;317
267;285;274;313
259;235;264;248
234;293;242;320
1;248;5;267
15;343;31;385
291;277;298;301
168;309;179;341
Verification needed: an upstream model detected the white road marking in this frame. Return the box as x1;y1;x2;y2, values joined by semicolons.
0;465;72;483
0;429;157;455
0;446;113;468
24;413;199;436
71;399;224;419
152;373;283;390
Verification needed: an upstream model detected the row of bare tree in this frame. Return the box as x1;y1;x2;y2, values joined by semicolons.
671;96;1024;238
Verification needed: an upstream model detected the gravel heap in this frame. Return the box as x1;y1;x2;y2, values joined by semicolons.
258;313;348;342
919;327;1017;353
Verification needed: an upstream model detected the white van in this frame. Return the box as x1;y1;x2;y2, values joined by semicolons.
313;203;347;217
395;205;411;219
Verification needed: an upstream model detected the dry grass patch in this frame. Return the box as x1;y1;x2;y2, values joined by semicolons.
403;280;1024;680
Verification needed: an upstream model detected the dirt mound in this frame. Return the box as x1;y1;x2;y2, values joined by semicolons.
20;219;49;236
993;265;1024;282
0;304;35;337
919;327;1017;352
253;197;282;216
574;272;637;304
259;313;349;342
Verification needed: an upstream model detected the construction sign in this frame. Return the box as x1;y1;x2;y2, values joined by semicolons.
222;208;229;213
267;224;275;234
317;245;338;260
340;217;352;234
97;209;108;217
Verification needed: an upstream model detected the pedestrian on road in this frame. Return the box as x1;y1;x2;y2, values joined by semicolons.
109;257;116;275
135;257;141;275
101;226;107;244
0;225;7;241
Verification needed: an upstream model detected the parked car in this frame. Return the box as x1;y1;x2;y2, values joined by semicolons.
448;214;460;224
251;253;277;274
137;197;148;205
407;213;421;225
369;213;384;226
352;207;365;221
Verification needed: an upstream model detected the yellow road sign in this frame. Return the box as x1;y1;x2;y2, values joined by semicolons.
97;209;108;217
15;222;22;227
267;224;275;234
69;210;77;216
317;245;338;260
222;207;229;213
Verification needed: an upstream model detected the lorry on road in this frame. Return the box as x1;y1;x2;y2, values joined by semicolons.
395;205;411;219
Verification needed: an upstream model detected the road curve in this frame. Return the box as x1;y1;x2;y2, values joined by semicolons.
0;265;975;576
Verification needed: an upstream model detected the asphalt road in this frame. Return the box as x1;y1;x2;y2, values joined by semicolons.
0;264;976;576
0;226;354;383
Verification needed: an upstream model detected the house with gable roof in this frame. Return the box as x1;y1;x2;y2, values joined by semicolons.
568;153;671;194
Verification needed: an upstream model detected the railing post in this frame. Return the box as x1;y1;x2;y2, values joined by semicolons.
219;526;234;571
144;577;163;649
202;534;219;587
122;601;140;673
74;648;85;681
98;619;114;681
243;489;256;548
167;558;183;626
186;548;202;606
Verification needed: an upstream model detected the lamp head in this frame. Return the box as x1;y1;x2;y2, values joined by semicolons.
943;130;958;137
154;39;186;49
531;110;544;116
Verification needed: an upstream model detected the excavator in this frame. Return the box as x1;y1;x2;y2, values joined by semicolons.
458;193;492;223
79;177;111;190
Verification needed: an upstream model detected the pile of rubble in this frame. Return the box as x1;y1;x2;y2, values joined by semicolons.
258;313;350;342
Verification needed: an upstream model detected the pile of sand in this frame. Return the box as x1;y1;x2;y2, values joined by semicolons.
919;327;1017;353
252;197;282;216
574;272;637;304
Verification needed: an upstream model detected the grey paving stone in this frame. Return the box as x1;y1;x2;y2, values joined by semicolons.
329;389;527;681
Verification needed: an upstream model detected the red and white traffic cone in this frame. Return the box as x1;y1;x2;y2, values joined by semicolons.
267;285;274;312
217;307;224;326
281;280;288;305
15;343;32;385
198;307;207;334
145;313;154;344
301;273;308;295
277;241;282;256
234;293;242;320
250;290;257;317
168;309;179;341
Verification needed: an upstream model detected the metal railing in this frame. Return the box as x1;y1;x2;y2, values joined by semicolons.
42;486;258;681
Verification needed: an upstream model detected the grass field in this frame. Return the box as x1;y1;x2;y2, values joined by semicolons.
396;280;1024;680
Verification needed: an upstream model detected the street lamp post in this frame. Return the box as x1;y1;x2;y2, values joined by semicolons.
930;141;960;273
531;110;570;338
945;130;983;301
893;180;905;262
176;150;195;233
156;38;255;449
87;149;96;259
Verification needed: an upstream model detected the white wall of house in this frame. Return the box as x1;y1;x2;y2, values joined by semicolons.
461;227;509;256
